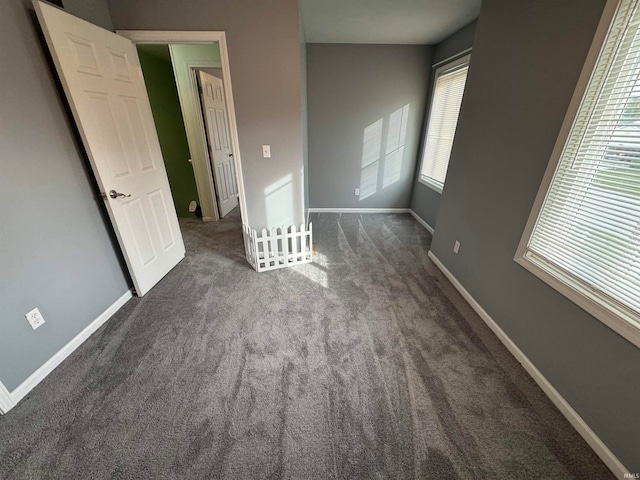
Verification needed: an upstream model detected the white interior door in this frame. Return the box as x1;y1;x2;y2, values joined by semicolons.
34;1;185;296
197;70;238;217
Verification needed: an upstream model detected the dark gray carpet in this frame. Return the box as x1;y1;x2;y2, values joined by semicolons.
0;211;613;479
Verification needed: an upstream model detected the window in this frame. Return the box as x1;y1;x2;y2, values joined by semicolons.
516;0;640;347
419;54;470;193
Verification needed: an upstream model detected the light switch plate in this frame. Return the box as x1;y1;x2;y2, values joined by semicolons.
262;145;271;158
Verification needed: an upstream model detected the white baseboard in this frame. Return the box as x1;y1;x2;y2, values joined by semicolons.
308;207;410;213
408;209;435;234
426;251;629;478
3;289;133;412
0;381;14;414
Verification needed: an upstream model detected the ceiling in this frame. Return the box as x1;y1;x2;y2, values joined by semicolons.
299;0;481;45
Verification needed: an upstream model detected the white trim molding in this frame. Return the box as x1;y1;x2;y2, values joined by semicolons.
417;174;444;194
427;250;630;479
308;208;410;214
0;381;14;414
432;47;473;69
1;290;133;413
409;209;435;234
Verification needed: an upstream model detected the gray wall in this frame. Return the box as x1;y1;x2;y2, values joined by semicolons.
410;20;477;228
0;0;130;391
107;0;305;230
430;0;640;472
300;13;309;219
62;0;113;30
201;67;223;80
307;44;432;209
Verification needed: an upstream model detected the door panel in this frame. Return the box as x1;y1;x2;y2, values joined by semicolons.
120;96;157;172
148;190;176;251
198;70;238;217
34;1;185;296
123;199;157;266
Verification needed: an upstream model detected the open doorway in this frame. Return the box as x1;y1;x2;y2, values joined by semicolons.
117;31;248;223
135;42;239;222
34;1;253;295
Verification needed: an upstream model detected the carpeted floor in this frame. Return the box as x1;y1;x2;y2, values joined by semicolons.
0;211;613;479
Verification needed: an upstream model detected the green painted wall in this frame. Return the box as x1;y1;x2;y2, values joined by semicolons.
137;45;198;217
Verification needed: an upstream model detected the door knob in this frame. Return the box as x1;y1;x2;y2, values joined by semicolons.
108;190;131;199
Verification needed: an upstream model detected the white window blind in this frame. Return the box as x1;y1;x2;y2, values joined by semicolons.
518;0;640;345
420;56;470;192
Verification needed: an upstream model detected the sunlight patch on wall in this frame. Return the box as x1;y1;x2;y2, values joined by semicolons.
359;119;383;200
265;173;294;227
358;105;411;201
383;104;409;189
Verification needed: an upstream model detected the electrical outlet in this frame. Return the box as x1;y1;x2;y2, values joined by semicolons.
25;307;45;330
453;240;461;254
355;188;360;196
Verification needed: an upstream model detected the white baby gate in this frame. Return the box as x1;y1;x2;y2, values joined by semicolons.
243;223;313;272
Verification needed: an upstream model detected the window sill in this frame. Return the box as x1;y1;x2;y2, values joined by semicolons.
418;175;444;194
514;250;640;348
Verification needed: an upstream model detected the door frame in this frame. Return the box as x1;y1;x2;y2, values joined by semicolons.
118;31;248;225
167;45;222;222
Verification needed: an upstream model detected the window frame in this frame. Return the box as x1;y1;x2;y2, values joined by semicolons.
514;0;640;348
418;53;471;193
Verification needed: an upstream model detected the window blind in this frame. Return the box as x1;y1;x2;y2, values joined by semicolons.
525;0;640;325
420;62;469;188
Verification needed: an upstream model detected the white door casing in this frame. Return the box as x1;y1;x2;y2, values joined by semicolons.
34;1;185;296
168;44;220;221
197;71;238;217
